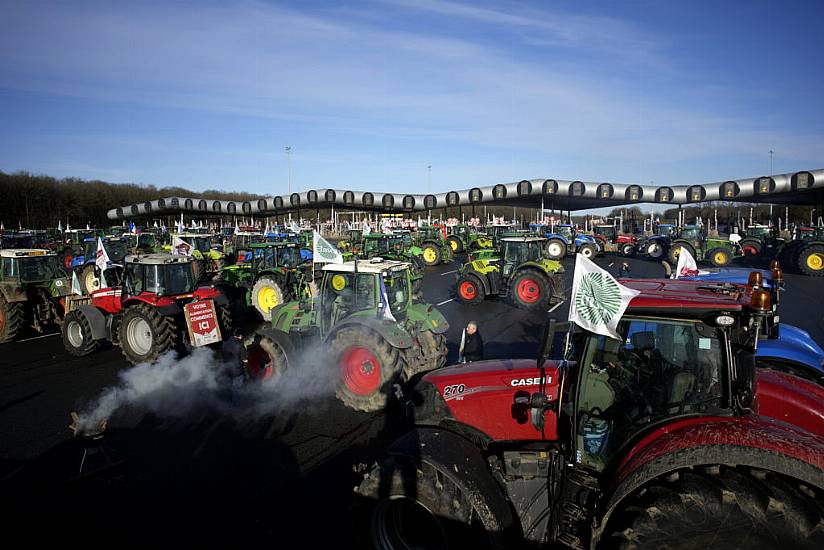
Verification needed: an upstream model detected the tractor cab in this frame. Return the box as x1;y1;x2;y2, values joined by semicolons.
501;237;545;277
655;223;676;238
417;226;444;243
593;225;617;242
0;249;67;284
0;233;34;250
81;238;129;265
745;225;772;239
136;232;160;252
123;254;197;298
175;234;213;254
677;225;702;242
249;242;304;269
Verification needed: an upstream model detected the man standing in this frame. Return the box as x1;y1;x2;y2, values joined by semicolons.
459;321;484;363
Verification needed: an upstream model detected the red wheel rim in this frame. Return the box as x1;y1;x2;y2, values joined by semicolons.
459;281;477;300
340;347;381;396
743;245;758;256
516;278;541;303
247;346;272;380
64;255;73;269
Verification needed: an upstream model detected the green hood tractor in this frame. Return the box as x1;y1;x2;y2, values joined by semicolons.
778;226;824;277
413;226;453;266
219;242;315;320
667;225;742;267
456;237;565;310
445;224;492;255
244;259;449;412
336;229;364;254
0;249;73;342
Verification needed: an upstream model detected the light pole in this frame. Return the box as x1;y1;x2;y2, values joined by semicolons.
285;146;292;194
769;149;774;223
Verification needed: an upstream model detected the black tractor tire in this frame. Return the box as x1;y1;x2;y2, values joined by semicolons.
608;466;824;550
740;238;762;257
355;454;515;550
420;243;441;266
244;334;289;384
646;240;667;259
446;235;464;254
118;303;178;365
79;264;100;294
777;240;802;269
708;247;732;267
620;243;636;257
251;276;285;322
798;244;824;277
577;243;597;259
456;274;485;305
667;242;696;265
403;330;447;380
0;296;26;343
545;238;567;260
328;326;404;412
217;303;233;337
61;309;100;356
510;270;551;310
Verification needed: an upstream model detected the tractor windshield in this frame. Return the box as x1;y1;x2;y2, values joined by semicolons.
575;318;726;471
15;256;66;282
276;246;301;267
349;229;363;242
656;225;676;238
191;237;211;253
503;241;542;264
595;226;615;239
556;226;573;239
151;263;196;296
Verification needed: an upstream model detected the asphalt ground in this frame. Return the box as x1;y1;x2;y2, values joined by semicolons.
0;252;821;545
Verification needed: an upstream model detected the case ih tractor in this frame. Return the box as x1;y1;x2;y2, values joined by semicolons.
591;225;637;257
456;237;565;310
667;225;742;267
413;226;453;266
61;253;231;365
0;249;72;343
541;224;600;260
244;259;448;412
354;277;824;550
218;242;314;321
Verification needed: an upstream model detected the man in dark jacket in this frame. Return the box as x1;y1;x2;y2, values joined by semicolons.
460;321;484;362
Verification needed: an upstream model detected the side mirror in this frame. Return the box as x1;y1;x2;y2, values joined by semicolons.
537;319;556;368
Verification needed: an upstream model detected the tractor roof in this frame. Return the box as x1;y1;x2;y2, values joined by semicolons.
501;236;547;243
620;278;754;313
250;242;298;248
0;249;53;258
322;259;410;274
175;233;213;238
126;253;193;265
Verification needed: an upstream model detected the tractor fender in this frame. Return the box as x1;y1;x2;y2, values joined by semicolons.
75;304;110;341
406;303;450;334
327;316;413;349
122;296;182;317
594;438;824;547
544;234;570;245
462;268;492;296
0;285;27;303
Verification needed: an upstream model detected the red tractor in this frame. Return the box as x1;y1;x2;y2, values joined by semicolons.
355;278;824;549
61;253;232;365
592;224;637;256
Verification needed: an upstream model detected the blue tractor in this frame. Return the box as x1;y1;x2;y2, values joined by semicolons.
71;237;130;294
533;223;599;260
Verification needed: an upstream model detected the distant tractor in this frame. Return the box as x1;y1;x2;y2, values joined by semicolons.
336;229;364;254
244;260;449;412
540;224;599;260
413;226;453;266
0;249;72;343
592;224;637;256
165;233;225;281
739;224;785;258
72;237;130;294
219;242;314;321
445;224;492;255
61;253;231;364
456;237;565;310
792;226;824;277
638;223;677;259
667;225;742;267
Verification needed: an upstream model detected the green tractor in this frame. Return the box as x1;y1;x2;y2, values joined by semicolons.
164;233;225;281
445;224;492;255
0;249;73;342
244;259;449;412
738;224;786;258
667;225;742;267
413;226;453;266
336;228;364;254
219;242;315;320
778;226;824;277
456;236;565;310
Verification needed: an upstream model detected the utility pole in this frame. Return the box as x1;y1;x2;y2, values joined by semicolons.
285;146;292;222
768;149;774;223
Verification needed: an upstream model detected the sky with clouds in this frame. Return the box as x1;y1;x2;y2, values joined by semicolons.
1;0;822;201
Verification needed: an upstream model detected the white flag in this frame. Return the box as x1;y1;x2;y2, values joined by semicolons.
378;275;397;322
95;238;110;272
172;236;192;256
672;247;707;279
71;271;83;295
568;254;640;340
234;221;240;234
312;230;343;264
362;220;371;235
57;221;62;232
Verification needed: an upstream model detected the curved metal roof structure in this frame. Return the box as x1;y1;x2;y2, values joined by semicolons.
107;169;824;220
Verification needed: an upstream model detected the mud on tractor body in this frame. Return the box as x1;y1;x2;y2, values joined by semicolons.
0;249;72;343
61;253;231;365
244;259;449;412
355;277;824;550
456;237;565;310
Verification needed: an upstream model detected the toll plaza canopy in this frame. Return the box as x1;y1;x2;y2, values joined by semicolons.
107;168;824;220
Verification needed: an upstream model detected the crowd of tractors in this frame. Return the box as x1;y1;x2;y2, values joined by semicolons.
3;217;824;549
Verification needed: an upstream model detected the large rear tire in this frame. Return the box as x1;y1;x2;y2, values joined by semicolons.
329;327;402;412
608;466;824;550
245;334;289;384
667;243;696;265
61;309;100;356
118;304;178;365
0;296;26;343
420;244;441;266
740;238;762;257
708;247;732;267
446;236;464;254
80;264;99;294
511;270;550;310
798;244;824;277
646;241;666;259
620;243;636;257
456;274;485;305
251;276;285;321
403;330;447;380
545;239;567;260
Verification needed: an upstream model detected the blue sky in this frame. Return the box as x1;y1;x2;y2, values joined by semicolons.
1;0;822;201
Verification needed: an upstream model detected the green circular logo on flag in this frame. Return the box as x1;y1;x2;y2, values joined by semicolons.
575;273;622;325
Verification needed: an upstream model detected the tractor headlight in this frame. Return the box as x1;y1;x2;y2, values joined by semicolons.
715;314;735;327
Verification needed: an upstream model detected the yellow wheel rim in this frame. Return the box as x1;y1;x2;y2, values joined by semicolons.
258;286;280;310
672;248;680;259
332;274;346;291
423;248;436;263
808;253;824;270
449;240;458;251
714;252;726;264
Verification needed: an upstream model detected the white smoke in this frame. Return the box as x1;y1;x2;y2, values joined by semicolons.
75;345;341;434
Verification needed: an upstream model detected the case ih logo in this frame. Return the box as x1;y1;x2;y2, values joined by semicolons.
510;376;552;387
